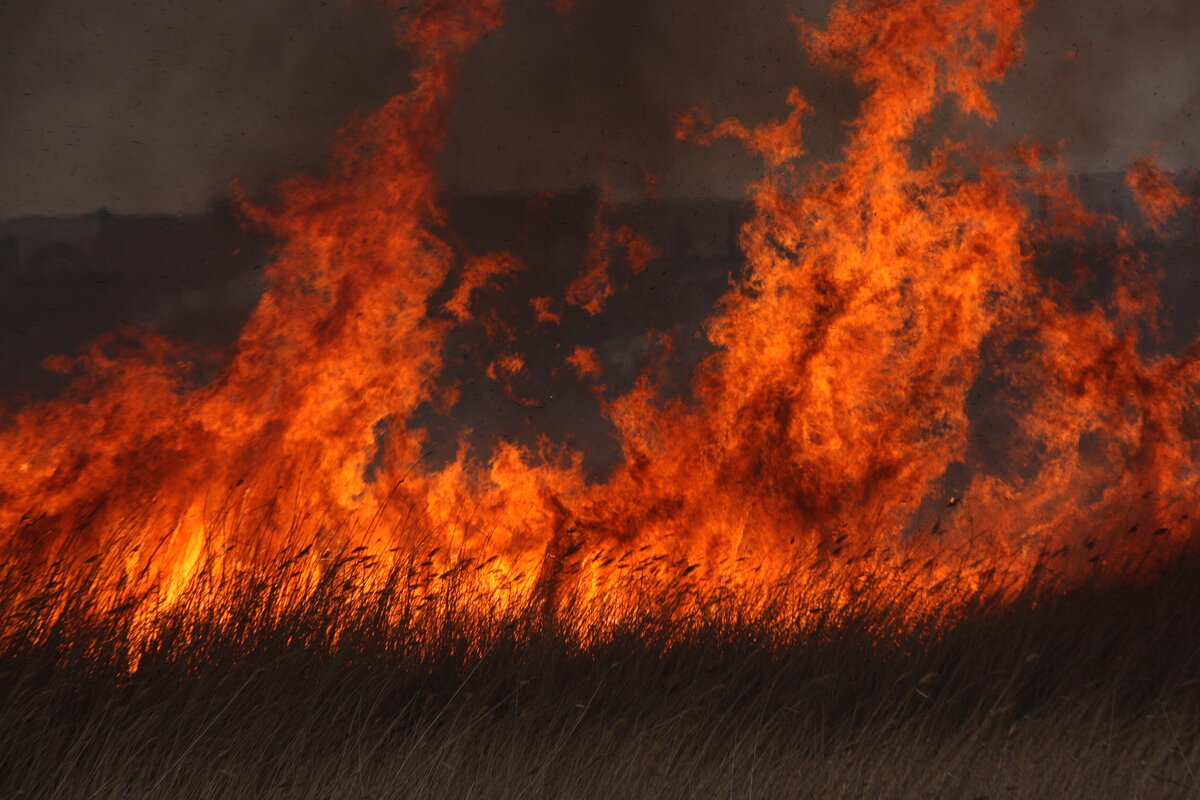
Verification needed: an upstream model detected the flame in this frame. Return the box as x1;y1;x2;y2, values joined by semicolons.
1126;156;1191;234
565;194;661;315
2;0;1199;648
566;346;603;382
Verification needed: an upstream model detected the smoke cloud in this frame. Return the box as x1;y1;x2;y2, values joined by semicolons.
1;0;1195;216
0;0;409;217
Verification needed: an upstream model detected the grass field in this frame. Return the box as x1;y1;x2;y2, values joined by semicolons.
2;538;1198;800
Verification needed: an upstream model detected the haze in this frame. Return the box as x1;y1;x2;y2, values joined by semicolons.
1;0;1196;217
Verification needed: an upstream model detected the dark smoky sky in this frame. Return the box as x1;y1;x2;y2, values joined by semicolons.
1;0;1196;216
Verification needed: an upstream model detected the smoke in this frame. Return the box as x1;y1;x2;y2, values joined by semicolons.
991;0;1199;173
0;0;409;217
1;0;1196;216
439;0;852;199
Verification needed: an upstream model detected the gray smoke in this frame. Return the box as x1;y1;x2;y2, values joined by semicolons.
1;0;1196;216
0;0;409;217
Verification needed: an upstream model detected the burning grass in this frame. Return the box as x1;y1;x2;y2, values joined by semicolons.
2;531;1198;799
2;0;1199;794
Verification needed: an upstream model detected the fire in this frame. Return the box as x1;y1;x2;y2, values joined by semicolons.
2;0;1197;646
566;195;661;315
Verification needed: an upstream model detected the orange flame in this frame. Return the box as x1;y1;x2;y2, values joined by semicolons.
566;195;661;315
2;0;1198;645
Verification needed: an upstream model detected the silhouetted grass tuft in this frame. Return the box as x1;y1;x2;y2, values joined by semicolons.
1;537;1198;798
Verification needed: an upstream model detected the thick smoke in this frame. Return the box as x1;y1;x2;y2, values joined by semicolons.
0;0;409;217
991;0;1199;173
1;0;1196;216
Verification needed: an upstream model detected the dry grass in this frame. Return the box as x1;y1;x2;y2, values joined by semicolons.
1;539;1198;799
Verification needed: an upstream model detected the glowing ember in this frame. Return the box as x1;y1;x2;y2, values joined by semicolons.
1;0;1196;643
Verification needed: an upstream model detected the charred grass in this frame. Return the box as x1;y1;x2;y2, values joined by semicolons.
1;542;1198;800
